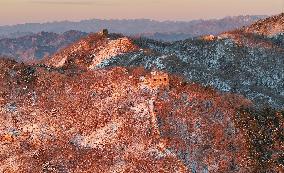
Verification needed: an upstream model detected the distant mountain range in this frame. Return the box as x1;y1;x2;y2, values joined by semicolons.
0;15;268;62
0;15;266;41
0;30;87;62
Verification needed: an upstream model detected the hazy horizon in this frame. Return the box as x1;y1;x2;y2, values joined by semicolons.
0;14;271;27
0;0;283;26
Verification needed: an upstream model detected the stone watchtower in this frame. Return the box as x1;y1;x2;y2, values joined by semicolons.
144;71;169;89
99;29;109;36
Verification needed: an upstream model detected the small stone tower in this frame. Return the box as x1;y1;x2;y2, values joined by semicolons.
99;29;109;36
144;71;169;89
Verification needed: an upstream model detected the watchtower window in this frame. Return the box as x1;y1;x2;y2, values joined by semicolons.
160;79;162;81
154;79;157;81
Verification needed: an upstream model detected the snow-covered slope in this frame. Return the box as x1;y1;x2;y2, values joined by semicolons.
45;32;139;69
97;36;284;108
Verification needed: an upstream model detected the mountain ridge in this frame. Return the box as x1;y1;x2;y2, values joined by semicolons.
91;14;284;108
243;13;284;36
218;13;284;47
44;32;139;69
0;13;283;173
0;14;282;108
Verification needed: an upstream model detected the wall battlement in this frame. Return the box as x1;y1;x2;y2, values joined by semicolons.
144;71;169;89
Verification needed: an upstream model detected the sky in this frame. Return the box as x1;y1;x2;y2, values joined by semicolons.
0;0;283;25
